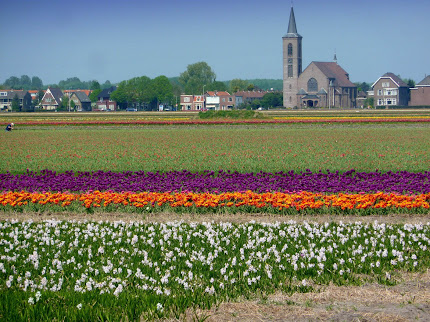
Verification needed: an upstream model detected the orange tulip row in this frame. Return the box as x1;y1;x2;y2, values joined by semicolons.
1;190;429;211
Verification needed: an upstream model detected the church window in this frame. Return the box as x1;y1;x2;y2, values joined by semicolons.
288;65;293;77
288;43;293;56
307;78;318;92
289;84;292;89
289;96;292;103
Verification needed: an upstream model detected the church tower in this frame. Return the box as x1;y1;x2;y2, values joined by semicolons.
283;6;302;108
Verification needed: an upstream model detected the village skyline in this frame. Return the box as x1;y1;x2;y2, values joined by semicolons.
1;0;428;85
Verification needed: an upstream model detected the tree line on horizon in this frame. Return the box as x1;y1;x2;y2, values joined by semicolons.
0;62;285;94
2;62;416;110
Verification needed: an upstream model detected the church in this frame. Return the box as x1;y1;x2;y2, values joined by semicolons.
283;7;357;108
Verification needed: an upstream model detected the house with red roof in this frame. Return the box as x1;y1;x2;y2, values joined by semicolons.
205;91;235;110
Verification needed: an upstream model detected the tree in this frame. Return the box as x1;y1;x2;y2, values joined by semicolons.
19;75;31;90
229;79;249;93
31;76;43;89
90;81;101;90
404;79;415;88
11;94;20;112
363;97;374;109
4;76;20;89
206;81;227;92
261;92;283;109
110;82;128;109
355;82;371;93
58;77;84;90
102;80;112;89
179;62;216;95
150;75;174;110
59;96;69;111
89;89;102;103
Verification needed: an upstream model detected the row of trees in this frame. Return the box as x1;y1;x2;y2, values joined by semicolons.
2;62;284;111
1;75;113;91
110;76;174;110
2;75;43;90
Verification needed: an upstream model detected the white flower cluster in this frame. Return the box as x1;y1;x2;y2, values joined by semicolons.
0;219;429;301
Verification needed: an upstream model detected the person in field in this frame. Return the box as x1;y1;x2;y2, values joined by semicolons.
5;123;14;132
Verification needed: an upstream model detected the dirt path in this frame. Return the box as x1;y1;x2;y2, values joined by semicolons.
183;270;430;321
1;211;430;225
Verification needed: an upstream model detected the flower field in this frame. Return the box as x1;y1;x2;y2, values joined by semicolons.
2;125;430;173
1;118;430;320
1;220;429;320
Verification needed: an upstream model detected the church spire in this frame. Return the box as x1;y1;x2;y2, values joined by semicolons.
288;6;297;34
285;5;301;38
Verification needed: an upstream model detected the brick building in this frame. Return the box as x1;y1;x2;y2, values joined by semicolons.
282;6;357;108
410;75;430;106
371;73;409;107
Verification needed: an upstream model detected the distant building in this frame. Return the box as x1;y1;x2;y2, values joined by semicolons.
283;6;357;108
409;75;430;106
40;87;64;110
234;90;267;107
180;91;235;111
180;95;194;110
371;72;409;107
356;91;368;108
95;86;117;111
70;91;92;111
206;91;234;110
0;90;32;111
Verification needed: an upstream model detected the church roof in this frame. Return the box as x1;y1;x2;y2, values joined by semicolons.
417;75;430;86
312;62;356;88
284;7;301;38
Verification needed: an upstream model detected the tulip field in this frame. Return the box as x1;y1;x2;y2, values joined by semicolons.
1;112;430;320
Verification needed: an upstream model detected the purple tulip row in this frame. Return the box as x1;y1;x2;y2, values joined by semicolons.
1;169;429;194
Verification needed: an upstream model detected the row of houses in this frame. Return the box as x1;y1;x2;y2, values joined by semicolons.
0;87;117;112
180;90;269;111
2;74;429;112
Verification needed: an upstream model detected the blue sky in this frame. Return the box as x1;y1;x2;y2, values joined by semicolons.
1;0;429;85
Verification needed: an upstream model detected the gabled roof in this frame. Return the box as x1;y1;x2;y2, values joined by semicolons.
73;91;91;103
311;62;356;87
98;86;117;99
47;87;64;104
371;72;408;88
417;75;430;86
